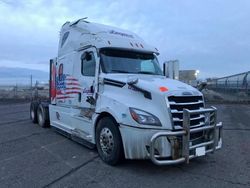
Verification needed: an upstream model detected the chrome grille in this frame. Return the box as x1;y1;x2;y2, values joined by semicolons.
168;96;205;130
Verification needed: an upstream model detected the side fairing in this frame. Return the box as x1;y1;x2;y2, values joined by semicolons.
54;52;82;106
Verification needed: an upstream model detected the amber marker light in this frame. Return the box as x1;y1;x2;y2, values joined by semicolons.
159;87;168;92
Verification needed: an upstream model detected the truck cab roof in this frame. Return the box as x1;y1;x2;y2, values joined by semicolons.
58;18;159;57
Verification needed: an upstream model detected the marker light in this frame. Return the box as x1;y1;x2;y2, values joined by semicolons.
159;87;168;92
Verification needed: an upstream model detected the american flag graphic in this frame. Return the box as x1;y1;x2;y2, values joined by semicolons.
56;75;81;100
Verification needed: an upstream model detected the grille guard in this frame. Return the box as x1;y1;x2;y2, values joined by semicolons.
150;107;223;165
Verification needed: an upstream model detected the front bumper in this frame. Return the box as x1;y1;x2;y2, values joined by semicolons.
150;107;223;165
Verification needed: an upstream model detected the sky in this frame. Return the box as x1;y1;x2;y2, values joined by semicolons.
0;0;250;79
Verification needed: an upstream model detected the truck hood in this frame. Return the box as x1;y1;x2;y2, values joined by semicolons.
102;74;201;96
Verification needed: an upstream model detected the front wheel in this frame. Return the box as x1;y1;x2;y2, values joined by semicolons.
96;117;124;165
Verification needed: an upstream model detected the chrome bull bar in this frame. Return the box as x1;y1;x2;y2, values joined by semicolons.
150;107;223;165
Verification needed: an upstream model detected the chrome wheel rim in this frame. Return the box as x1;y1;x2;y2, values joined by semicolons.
38;111;43;125
31;110;35;120
99;127;114;156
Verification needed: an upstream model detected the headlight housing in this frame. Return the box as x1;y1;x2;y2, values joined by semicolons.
129;108;162;126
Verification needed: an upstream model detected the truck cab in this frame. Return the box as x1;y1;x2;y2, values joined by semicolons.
30;18;223;165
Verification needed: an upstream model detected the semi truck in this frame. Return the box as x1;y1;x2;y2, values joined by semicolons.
30;18;223;165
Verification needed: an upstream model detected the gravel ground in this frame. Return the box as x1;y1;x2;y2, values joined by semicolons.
0;102;249;188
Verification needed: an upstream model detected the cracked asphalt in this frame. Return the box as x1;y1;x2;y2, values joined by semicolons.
0;102;249;188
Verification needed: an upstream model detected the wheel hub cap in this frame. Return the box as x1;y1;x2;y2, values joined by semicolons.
31;110;34;119
100;127;114;156
38;112;43;124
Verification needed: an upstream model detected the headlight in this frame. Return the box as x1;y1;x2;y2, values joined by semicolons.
129;108;162;126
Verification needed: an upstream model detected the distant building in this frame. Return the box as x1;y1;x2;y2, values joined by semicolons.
164;60;179;80
164;60;199;86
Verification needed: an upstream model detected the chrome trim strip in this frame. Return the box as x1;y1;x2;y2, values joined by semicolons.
173;114;205;122
169;100;203;105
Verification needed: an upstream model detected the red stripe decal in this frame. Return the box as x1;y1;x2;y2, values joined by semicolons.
65;91;81;94
65;87;81;90
66;83;80;86
56;96;73;99
66;78;78;81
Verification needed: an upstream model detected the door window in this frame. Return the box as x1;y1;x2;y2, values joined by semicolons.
81;52;96;76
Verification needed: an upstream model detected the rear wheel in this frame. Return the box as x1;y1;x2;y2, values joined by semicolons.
96;117;124;165
30;102;38;123
37;104;50;128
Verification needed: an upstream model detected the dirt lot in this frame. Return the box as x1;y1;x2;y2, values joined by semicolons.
0;103;249;188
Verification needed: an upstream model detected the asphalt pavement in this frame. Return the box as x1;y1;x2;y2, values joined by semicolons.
0;102;249;188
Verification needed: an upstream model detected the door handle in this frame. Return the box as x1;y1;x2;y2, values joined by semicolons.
90;85;94;93
78;93;81;102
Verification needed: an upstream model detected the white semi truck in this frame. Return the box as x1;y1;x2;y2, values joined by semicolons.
30;18;223;165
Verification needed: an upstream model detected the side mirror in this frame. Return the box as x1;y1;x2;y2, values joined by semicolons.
127;77;138;85
82;52;92;61
163;62;167;77
163;60;179;80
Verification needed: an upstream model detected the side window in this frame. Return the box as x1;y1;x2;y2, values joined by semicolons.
61;32;69;48
81;52;96;76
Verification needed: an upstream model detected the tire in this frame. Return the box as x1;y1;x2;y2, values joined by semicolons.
30;102;38;123
96;117;124;165
37;104;50;128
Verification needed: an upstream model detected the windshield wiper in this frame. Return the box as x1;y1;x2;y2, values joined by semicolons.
110;70;161;75
110;69;130;73
137;71;157;75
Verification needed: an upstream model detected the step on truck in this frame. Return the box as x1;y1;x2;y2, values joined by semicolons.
30;18;223;165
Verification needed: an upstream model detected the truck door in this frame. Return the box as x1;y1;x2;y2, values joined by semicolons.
80;50;96;109
70;49;98;141
72;48;98;117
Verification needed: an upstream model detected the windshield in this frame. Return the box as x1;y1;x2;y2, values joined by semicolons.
100;49;163;75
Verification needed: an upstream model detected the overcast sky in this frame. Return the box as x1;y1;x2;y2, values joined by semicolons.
0;0;249;78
